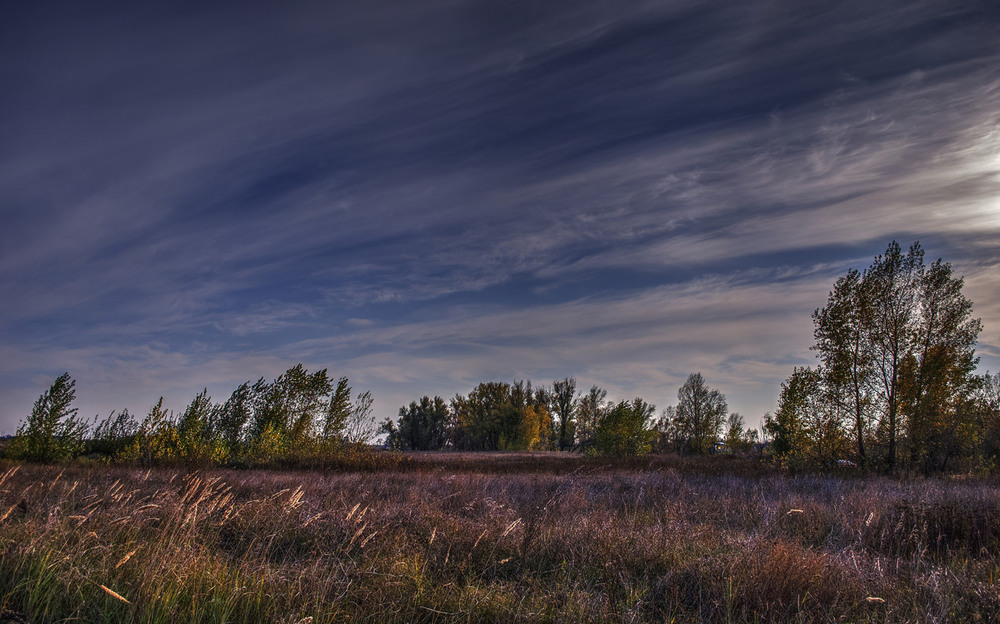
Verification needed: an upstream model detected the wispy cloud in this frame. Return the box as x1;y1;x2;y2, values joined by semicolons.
1;0;998;430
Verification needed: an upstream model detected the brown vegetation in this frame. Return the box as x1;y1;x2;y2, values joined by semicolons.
0;456;998;622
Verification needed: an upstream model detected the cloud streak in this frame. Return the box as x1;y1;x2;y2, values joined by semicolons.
1;0;998;430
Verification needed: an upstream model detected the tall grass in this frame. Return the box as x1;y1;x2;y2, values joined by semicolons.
0;458;998;622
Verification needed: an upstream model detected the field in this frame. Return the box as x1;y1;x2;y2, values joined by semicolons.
1;454;999;623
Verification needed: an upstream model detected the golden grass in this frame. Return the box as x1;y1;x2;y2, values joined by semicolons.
0;459;997;622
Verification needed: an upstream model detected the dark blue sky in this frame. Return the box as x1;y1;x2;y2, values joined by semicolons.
2;0;999;432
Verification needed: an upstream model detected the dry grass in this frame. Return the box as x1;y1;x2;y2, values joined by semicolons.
0;456;998;622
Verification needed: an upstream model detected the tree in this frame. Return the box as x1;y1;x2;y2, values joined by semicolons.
452;382;523;450
576;385;609;450
121;397;173;464
901;257;982;472
593;398;656;456
808;241;981;471
766;367;849;468
813;268;872;463
90;409;139;457
672;373;728;454
865;241;923;470
213;381;253;453
324;377;352;440
976;372;1000;464
520;404;553;451
382;396;451;450
724;412;756;454
343;390;377;444
552;378;578;450
174;388;217;461
7;373;87;462
246;364;333;453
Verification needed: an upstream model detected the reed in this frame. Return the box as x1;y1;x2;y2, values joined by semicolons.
0;458;996;622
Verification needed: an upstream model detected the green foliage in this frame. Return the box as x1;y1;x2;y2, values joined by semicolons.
7;373;87;463
593;398;656;456
88;409;138;458
118;397;177;464
448;380;561;451
452;382;523;450
324;377;352;440
381;396;450;450
249;365;333;445
765;367;850;469
213;381;253;455
575;385;608;451
175;389;217;462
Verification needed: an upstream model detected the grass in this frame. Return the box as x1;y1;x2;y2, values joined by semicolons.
0;455;998;622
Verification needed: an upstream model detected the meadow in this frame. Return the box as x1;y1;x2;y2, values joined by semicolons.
0;454;998;623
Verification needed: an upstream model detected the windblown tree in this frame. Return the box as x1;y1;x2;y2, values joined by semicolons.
246;365;335;457
214;382;253;454
7;373;87;462
324;377;352;441
176;388;217;461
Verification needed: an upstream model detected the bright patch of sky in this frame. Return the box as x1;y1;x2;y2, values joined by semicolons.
1;0;999;432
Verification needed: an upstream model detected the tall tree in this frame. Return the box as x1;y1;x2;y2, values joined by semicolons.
865;241;923;470
576;385;609;450
452;382;522;450
213;382;253;452
804;241;981;471
813;268;872;463
901;257;981;471
177;388;216;459
324;377;352;440
552;378;578;451
343;390;377;444
673;373;728;454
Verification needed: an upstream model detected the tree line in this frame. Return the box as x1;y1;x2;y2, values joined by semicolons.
380;373;755;457
5;241;998;473
3;364;380;465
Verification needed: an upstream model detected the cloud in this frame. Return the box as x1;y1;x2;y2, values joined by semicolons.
1;0;998;432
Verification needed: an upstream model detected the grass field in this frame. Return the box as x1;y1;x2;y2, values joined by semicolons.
1;454;998;623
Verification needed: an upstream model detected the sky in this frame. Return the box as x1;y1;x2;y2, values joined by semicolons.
1;0;999;435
